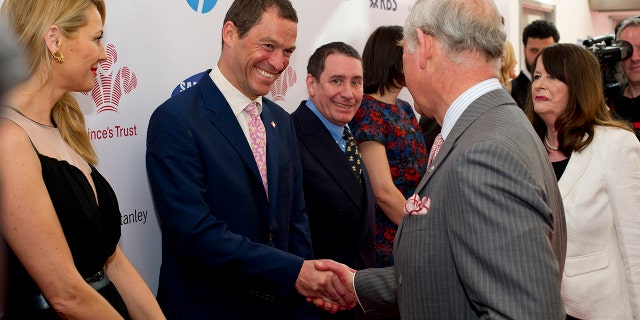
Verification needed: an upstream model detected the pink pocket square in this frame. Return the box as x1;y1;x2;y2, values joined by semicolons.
403;194;431;216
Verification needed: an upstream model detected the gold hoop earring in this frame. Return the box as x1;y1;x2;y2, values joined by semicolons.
51;50;64;64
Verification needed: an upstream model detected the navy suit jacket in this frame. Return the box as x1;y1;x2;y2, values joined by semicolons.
291;102;375;271
146;70;317;320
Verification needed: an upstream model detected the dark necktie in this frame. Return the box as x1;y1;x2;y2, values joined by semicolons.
342;127;362;182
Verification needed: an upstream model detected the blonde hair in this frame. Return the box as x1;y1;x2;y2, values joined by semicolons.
1;0;106;165
500;40;516;92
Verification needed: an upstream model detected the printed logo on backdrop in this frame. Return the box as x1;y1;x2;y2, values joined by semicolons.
84;44;137;113
122;209;150;226
370;0;398;11
185;0;218;14
270;66;297;101
172;71;206;96
83;43;139;141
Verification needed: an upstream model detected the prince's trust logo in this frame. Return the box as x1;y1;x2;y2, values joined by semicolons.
83;43;138;113
84;43;139;141
270;65;297;101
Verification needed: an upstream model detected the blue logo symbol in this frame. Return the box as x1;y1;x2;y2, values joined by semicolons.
172;71;206;96
186;0;218;14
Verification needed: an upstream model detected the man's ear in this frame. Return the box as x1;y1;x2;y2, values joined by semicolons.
306;74;316;97
221;21;238;47
416;29;431;70
44;25;62;54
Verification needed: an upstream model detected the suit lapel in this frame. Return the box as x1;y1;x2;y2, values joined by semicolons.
260;103;280;202
295;103;363;207
401;89;514;245
414;89;513;194
197;73;267;198
558;135;594;198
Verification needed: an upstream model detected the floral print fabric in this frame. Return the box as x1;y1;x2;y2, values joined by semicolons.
350;94;428;267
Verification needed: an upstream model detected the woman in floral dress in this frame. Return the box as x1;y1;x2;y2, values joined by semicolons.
350;26;428;267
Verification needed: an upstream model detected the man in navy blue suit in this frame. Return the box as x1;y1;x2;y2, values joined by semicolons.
146;1;353;319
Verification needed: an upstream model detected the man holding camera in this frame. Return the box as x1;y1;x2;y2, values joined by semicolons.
611;16;640;140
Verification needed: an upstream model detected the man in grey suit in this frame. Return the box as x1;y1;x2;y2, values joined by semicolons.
316;0;567;318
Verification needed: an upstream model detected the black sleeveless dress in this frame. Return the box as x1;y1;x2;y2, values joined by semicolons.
5;153;130;319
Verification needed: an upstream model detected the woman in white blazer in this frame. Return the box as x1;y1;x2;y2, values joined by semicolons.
526;43;640;320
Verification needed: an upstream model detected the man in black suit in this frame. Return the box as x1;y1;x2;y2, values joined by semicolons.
291;42;376;320
511;20;559;109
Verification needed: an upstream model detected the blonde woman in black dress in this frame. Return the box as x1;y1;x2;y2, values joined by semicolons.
0;0;164;318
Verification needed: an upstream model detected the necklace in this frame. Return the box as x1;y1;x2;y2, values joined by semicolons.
6;106;56;128
544;135;559;151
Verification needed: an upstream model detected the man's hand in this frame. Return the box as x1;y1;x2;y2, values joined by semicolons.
295;260;356;313
315;259;355;286
307;260;357;312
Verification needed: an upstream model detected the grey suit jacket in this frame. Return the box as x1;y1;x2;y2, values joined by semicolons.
354;89;567;319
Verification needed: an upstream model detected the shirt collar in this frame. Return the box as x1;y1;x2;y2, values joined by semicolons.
522;67;532;81
305;99;346;145
441;78;503;140
210;64;263;115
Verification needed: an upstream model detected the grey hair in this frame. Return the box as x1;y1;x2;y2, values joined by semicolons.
0;21;26;99
403;0;506;64
616;16;640;40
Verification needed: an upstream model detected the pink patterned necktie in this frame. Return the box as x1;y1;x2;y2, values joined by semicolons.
427;133;444;169
245;102;268;196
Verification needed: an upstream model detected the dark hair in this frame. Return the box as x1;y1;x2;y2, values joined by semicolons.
224;0;297;39
522;20;560;46
525;43;631;155
307;41;361;81
362;25;404;95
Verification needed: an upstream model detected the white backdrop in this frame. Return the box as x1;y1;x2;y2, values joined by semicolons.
1;0;512;293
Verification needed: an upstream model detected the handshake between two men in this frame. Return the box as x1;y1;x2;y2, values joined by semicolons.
295;260;358;313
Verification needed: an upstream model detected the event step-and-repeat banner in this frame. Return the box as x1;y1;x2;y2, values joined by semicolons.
1;0;512;293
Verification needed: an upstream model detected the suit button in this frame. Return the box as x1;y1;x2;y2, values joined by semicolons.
337;209;344;216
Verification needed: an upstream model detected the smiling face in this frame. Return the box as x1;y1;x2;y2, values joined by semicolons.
223;8;297;100
531;54;569;126
307;53;363;127
54;6;106;92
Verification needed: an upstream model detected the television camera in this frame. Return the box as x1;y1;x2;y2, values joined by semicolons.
582;34;632;103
